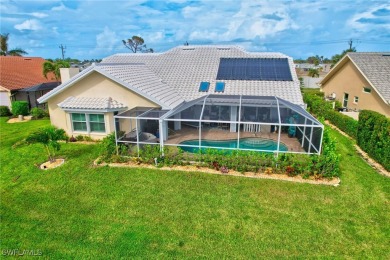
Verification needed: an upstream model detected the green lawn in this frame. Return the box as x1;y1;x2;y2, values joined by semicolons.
1;117;389;258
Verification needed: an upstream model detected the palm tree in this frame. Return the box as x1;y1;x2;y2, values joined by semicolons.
43;60;70;81
0;33;28;56
308;68;320;78
26;126;68;162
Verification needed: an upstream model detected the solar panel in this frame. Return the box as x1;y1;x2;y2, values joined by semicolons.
215;82;225;92
199;81;210;92
216;58;292;81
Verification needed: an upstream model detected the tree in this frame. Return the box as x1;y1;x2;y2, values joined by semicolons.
0;33;28;56
43;60;70;81
331;47;356;68
308;68;320;78
122;36;153;53
26;126;68;162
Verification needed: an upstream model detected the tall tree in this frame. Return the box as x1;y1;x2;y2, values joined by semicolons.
0;33;28;56
331;47;356;67
122;36;153;53
43;60;70;81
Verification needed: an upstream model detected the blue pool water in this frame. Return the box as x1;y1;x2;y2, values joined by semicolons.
179;138;288;153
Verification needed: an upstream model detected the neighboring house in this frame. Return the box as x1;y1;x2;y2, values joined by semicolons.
295;63;319;71
0;57;60;108
38;46;321;150
319;52;390;117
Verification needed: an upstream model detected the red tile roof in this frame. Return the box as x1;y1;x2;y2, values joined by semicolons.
0;57;57;91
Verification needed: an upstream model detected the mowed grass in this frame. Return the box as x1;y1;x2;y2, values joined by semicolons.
0;117;389;258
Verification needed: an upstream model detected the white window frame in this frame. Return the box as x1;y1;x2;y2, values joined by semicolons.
353;96;359;104
71;113;106;134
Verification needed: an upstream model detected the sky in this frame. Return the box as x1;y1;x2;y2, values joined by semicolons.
1;0;390;60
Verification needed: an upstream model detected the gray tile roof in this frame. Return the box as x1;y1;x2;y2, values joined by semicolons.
58;96;126;110
347;52;390;103
102;45;303;105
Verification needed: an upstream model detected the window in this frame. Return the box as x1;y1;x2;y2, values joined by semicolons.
72;113;87;131
354;96;359;104
199;82;210;92
363;87;371;93
89;114;105;132
71;113;105;133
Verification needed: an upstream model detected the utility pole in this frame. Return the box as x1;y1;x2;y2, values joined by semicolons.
59;44;66;60
348;39;353;50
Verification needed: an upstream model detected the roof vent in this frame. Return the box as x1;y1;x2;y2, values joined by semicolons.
182;48;195;50
217;47;230;50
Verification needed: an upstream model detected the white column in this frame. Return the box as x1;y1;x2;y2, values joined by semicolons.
162;120;168;141
174;113;181;130
159;120;164;155
230;106;237;132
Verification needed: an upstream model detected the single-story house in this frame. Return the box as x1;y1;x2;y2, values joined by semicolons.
319;52;390;117
38;45;323;154
0;56;60;108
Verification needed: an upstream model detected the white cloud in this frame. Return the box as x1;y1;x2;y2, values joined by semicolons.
93;26;118;53
182;6;201;18
51;3;67;11
29;40;44;47
348;3;390;32
30;12;48;18
14;19;42;31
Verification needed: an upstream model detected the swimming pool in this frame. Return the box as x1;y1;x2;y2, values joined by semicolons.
179;138;288;153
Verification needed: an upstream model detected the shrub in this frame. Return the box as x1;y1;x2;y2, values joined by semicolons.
304;93;358;138
0;106;12;116
31;107;49;119
25;126;68;162
99;132;128;161
357;110;390;171
311;125;340;178
326;110;358;139
75;135;84;141
11;101;29;116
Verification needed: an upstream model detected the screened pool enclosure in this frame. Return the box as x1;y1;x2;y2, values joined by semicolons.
114;95;324;156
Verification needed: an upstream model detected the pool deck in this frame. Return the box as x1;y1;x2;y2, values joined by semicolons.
165;125;305;153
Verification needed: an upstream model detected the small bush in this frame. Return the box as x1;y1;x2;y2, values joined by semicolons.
0;106;12;116
99;132;127;161
75;135;84;141
31;107;49;119
11;101;29;116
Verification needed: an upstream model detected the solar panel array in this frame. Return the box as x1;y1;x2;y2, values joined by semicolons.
216;58;293;81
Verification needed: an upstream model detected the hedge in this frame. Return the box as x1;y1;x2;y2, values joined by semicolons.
30;107;49;119
303;93;358;139
11;101;29;116
0;106;12;117
357;110;390;171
